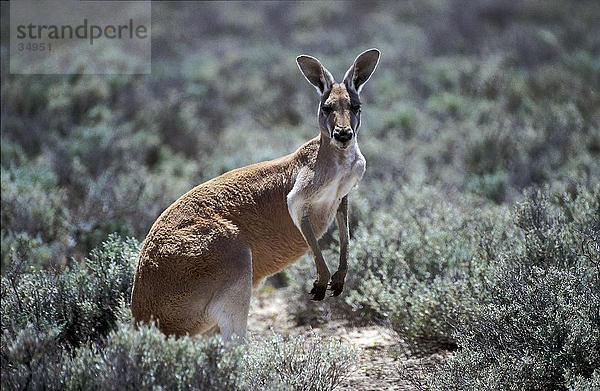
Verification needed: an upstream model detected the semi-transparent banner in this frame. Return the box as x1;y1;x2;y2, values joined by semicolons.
10;0;151;74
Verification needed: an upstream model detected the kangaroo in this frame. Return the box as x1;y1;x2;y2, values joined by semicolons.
131;49;380;339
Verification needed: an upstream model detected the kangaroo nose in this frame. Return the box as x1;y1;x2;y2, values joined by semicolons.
333;128;353;143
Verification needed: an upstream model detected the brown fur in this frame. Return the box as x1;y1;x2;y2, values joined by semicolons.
131;138;322;334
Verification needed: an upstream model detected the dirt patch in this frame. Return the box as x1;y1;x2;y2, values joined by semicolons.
248;287;450;390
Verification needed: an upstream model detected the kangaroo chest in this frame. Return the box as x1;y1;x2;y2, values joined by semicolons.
287;145;366;239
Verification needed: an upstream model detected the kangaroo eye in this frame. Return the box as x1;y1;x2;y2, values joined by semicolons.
321;106;332;115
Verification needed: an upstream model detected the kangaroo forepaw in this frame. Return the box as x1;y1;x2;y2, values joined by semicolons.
310;281;327;301
329;271;346;297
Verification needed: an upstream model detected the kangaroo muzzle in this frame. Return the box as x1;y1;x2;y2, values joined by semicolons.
333;128;353;143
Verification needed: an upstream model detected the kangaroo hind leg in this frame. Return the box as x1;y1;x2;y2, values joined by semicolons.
207;244;252;341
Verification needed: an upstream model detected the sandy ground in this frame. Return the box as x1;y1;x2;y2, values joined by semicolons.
247;288;450;390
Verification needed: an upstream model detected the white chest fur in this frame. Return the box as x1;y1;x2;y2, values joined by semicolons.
287;144;366;238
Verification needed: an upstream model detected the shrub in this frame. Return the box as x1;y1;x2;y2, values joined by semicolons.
2;1;600;388
423;187;600;389
2;1;598;263
1;163;71;269
343;185;498;349
64;322;246;391
1;234;139;349
1;325;65;390
3;322;355;391
287;184;497;348
243;332;354;391
1;236;356;391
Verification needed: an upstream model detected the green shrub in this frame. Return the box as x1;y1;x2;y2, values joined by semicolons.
1;236;355;391
1;234;139;348
64;323;245;391
287;184;497;348
2;1;600;388
242;332;355;391
3;319;356;391
1;163;71;269
344;186;498;348
1;325;65;390
423;187;600;389
2;1;598;263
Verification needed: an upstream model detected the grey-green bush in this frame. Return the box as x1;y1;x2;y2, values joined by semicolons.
289;185;599;388
423;187;600;390
1;234;139;348
2;0;599;263
2;0;599;389
1;236;355;391
288;184;495;348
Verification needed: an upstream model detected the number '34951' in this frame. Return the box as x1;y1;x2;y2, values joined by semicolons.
17;43;52;51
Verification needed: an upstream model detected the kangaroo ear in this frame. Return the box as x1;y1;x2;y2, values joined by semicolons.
343;48;380;94
296;55;335;95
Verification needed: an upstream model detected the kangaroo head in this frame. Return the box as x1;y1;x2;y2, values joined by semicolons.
296;49;380;150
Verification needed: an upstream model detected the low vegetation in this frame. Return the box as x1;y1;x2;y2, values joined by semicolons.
1;235;355;390
1;0;599;389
